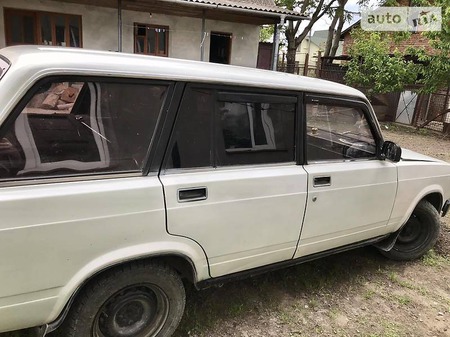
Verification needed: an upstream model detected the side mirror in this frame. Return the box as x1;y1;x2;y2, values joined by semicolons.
381;141;402;162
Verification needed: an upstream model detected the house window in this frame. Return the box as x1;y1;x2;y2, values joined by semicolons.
134;24;168;57
4;8;82;47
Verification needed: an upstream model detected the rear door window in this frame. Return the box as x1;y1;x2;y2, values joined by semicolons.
216;93;296;166
0;78;170;180
164;86;297;170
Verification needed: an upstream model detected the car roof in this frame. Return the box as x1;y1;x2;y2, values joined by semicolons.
0;45;366;99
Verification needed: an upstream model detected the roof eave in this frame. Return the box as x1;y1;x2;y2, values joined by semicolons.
162;0;308;21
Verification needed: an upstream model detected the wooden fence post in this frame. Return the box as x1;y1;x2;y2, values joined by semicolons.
303;53;309;76
444;86;450;135
316;51;322;78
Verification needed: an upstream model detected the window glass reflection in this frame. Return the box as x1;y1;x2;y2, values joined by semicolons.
0;80;168;179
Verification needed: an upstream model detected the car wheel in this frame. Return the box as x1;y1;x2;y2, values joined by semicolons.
60;262;185;337
381;200;441;261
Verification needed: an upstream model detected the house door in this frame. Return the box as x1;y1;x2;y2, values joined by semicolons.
209;32;231;64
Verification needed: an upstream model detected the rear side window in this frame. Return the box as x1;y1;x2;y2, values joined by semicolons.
217;94;296;166
0;78;169;180
165;86;296;170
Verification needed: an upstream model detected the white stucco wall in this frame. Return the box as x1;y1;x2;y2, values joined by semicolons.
204;19;259;67
295;38;321;67
0;0;260;67
121;11;203;61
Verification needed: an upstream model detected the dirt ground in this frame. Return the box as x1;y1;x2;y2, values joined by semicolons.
2;124;450;337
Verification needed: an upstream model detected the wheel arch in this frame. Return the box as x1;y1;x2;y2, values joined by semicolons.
45;246;208;334
423;192;443;213
379;195;441;261
376;192;442;253
391;184;444;233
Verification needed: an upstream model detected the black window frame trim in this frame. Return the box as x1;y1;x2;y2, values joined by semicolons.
146;81;186;175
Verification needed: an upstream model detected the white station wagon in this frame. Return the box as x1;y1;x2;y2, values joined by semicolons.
0;46;449;337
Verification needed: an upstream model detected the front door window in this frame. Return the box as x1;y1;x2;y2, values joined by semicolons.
306;98;377;162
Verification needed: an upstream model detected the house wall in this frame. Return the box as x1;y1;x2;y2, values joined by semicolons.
0;0;260;67
203;19;260;67
295;38;321;67
342;32;352;55
121;11;203;61
342;28;433;56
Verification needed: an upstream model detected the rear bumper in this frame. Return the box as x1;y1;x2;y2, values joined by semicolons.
442;199;450;217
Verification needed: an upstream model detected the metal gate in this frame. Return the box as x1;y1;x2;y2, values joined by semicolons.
396;91;418;125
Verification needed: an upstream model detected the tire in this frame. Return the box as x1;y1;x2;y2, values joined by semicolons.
381;200;441;261
60;262;185;337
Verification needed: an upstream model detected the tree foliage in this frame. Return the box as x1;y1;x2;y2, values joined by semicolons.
413;0;450;93
276;0;337;72
345;0;450;95
324;0;355;58
259;25;275;42
345;30;421;95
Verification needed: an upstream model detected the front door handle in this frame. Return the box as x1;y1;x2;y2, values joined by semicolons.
178;187;207;202
313;176;331;187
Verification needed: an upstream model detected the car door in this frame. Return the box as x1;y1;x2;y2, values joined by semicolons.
159;85;308;277
294;95;398;258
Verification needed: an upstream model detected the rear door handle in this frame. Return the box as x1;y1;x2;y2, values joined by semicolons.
313;176;331;187
178;187;207;202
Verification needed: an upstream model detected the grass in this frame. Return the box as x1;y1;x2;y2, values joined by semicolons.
394;294;412;306
363;289;376;300
422;249;448;266
387;271;416;290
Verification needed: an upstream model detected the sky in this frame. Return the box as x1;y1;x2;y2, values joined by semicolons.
310;0;380;33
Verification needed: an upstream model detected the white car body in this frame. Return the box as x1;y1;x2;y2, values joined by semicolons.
0;46;449;335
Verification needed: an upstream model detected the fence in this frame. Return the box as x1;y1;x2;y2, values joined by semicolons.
276;64;347;81
413;89;450;134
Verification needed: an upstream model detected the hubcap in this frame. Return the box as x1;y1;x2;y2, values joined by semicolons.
397;215;422;244
94;284;169;337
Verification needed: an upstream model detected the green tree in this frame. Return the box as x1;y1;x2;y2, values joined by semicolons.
345;0;450;95
324;0;349;58
344;29;421;96
260;25;275;42
277;0;337;73
413;0;450;93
